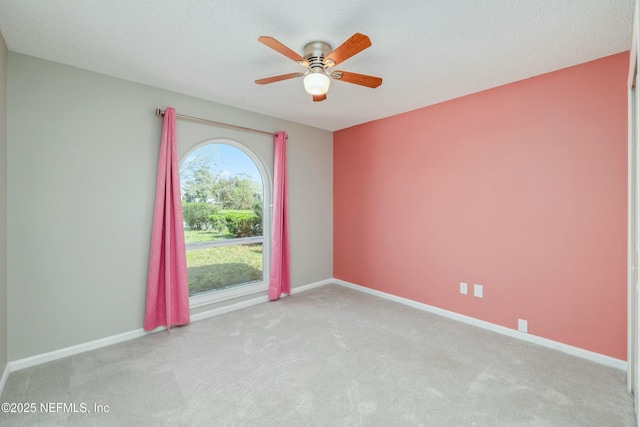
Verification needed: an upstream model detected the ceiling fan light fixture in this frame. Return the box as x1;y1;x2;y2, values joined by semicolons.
303;69;331;96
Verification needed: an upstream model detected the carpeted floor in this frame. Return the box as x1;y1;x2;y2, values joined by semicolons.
0;284;636;426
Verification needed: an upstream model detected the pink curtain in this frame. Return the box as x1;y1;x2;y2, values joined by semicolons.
144;107;190;331
269;131;291;300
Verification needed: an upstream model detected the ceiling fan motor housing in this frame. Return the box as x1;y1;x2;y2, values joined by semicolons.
303;41;333;70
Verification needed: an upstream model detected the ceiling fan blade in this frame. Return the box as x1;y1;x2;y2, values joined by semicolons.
313;94;327;102
255;72;304;85
330;70;382;88
258;36;308;66
324;33;371;68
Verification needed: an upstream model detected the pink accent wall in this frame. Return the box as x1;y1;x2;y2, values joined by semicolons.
334;52;629;360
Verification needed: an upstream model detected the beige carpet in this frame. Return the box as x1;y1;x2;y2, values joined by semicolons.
0;284;635;426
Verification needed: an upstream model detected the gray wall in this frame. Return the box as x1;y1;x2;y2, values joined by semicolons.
7;53;333;360
0;33;7;374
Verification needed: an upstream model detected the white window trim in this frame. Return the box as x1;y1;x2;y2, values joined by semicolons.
189;281;269;308
186;236;264;250
180;138;272;309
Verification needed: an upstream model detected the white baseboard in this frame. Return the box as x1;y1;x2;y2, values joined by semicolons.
0;362;9;398
333;279;627;371
8;278;334;373
6;277;625;375
191;278;334;323
9;327;157;372
290;278;334;295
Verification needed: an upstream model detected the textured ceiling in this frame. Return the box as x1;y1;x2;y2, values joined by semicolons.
0;0;634;131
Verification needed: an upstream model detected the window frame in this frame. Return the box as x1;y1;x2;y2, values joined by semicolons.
180;138;271;308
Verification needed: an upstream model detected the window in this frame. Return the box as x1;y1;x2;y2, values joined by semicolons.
180;141;269;304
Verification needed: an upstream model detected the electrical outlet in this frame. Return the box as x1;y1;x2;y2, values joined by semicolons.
460;282;468;295
474;284;483;298
518;319;528;333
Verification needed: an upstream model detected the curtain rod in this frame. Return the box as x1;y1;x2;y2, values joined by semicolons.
155;108;276;137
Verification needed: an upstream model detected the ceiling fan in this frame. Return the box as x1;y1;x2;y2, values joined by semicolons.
255;33;382;102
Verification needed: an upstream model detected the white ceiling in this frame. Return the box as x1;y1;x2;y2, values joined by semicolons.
0;1;634;131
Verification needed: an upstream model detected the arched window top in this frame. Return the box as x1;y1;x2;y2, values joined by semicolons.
181;142;263;205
